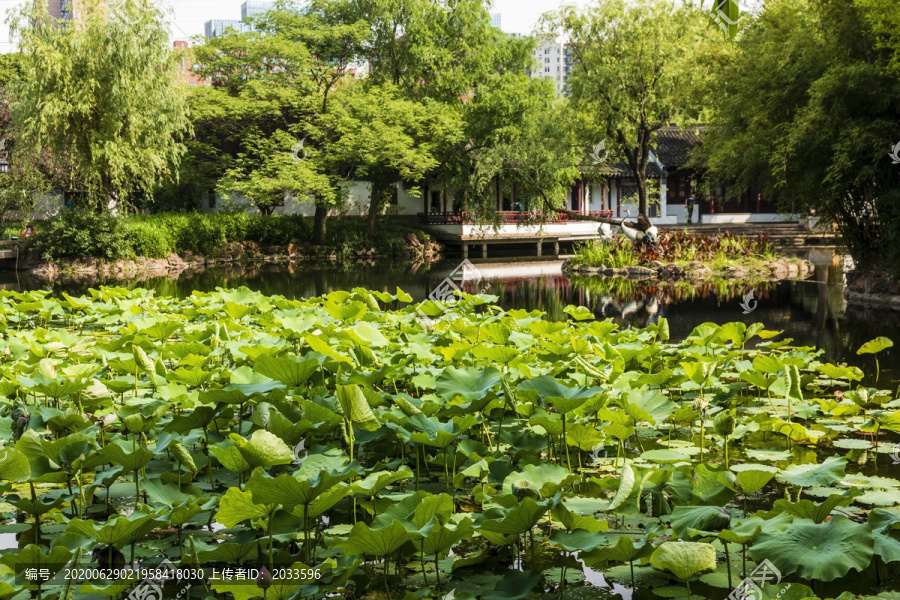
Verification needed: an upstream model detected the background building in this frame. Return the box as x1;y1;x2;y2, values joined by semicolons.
527;37;572;95
205;1;275;39
490;12;501;29
204;19;247;39
242;1;275;20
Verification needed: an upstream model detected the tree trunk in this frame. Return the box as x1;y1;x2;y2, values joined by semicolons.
637;173;648;217
367;182;386;234
312;204;327;245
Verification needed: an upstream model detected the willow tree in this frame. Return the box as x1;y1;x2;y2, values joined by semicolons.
543;0;718;217
9;0;190;212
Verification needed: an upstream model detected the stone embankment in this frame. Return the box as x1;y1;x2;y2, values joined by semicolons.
19;233;444;278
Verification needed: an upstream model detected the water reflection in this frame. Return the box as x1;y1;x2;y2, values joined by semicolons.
0;249;894;384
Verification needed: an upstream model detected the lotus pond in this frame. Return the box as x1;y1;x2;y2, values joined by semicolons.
0;287;899;600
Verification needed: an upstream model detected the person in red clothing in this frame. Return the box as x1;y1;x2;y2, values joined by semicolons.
20;224;35;238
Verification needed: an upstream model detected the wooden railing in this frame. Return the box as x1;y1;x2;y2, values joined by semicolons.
418;210;613;225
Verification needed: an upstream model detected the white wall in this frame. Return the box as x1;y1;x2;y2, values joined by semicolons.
209;181;430;218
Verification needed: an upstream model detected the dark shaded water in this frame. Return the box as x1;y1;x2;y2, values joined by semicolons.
0;248;896;387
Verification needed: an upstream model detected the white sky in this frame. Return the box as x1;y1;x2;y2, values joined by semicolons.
0;0;590;52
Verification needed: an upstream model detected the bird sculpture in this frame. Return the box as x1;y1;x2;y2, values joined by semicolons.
619;213;659;246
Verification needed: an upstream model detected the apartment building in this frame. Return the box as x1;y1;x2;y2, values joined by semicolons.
527;37;573;95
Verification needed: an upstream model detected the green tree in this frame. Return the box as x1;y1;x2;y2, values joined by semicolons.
9;0;191;212
693;0;900;274
544;0;717;217
319;84;460;232
452;74;580;217
255;2;371;242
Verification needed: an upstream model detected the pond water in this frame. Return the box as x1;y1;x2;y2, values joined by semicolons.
2;248;896;388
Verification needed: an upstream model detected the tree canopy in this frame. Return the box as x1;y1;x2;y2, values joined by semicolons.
9;0;191;212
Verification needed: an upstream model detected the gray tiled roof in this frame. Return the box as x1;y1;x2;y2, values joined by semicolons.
654;126;704;168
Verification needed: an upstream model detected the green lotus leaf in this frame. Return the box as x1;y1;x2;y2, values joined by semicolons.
740;370;778;390
246;464;358;508
132;344;155;372
139;319;182;341
471;345;519;365
481;569;541;600
772;493;854;523
194;540;259;564
0;447;30;482
223;301;253;321
631;368;675;388
817;363;864;381
551;503;609;534
480;497;551;536
563;305;594;321
416;516;475;557
210;444;251;473
650;541;717;581
869;509;900;564
170;441;198;474
581;534;655;566
336;384;380;431
858;336;894;355
750;515;874;582
640;449;691;463
229;430;295;469
118;400;169;433
167;366;213;387
670;505;731;539
350;321;389;347
324;299;368;321
608;463;636;512
96;441;153;473
437;366;502;401
549;528;608;552
215;487;274;528
253;354;319;388
351;466;413;497
341;519;426;557
402;413;477;448
66;512;162;547
776;455;846;488
502;463;579;498
744;448;791;462
0;544;72;581
619;388;676;425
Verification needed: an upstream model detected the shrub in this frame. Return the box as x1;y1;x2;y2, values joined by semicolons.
25;211;423;261
27;211;131;261
122;220;172;259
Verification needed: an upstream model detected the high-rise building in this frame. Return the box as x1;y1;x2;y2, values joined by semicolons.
490;12;501;29
242;1;275;20
205;1;275;39
527;37;573;96
204;19;248;39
